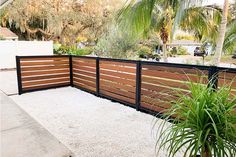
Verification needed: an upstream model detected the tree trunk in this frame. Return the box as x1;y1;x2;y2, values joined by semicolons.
202;145;210;157
163;43;168;62
212;0;229;66
160;26;169;62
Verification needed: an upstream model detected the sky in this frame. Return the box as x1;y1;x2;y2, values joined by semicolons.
204;0;235;6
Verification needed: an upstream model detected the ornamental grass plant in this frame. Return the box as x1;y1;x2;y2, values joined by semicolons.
155;80;236;157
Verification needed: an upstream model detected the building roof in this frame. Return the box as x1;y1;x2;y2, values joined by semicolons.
167;40;202;46
0;0;13;9
0;0;9;6
0;27;18;39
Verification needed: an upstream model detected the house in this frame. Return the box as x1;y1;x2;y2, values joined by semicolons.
0;0;13;9
0;27;18;40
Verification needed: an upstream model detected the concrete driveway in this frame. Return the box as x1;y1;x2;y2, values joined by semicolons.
0;70;18;95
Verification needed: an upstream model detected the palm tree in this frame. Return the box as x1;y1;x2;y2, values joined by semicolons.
223;18;236;55
118;0;220;62
212;0;229;65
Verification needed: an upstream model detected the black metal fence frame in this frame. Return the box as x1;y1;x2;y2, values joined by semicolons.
16;55;236;115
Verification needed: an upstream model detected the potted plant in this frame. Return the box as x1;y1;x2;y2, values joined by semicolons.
155;81;236;157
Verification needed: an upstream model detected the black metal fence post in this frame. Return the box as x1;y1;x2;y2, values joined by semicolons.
208;66;219;90
135;61;141;111
16;56;23;95
69;55;74;87
96;57;100;96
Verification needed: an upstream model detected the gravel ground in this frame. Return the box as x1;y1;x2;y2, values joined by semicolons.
10;87;184;157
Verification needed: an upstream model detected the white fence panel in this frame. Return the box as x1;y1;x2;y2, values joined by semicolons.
0;41;53;69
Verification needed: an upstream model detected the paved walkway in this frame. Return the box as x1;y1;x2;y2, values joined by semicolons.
1;91;74;157
0;70;18;95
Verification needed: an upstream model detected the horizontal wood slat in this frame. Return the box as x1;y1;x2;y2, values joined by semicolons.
100;64;136;73
100;60;136;67
73;74;96;82
73;77;96;88
141;102;166;113
142;69;207;83
74;81;96;92
21;61;69;66
22;78;69;87
100;84;135;99
217;71;236;96
72;61;96;67
100;69;136;80
142;82;189;95
73;65;96;73
141;89;179;102
22;74;70;81
73;57;96;62
21;65;69;71
23;82;70;91
218;79;236;88
20;57;69;61
141;96;172;109
100;90;135;104
218;71;236;80
142;65;208;75
73;70;96;78
100;80;136;93
142;76;189;90
21;69;69;76
100;75;136;86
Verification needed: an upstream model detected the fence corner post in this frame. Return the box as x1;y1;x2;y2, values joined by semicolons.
135;60;141;111
16;56;23;95
69;55;73;87
208;66;219;90
96;57;100;96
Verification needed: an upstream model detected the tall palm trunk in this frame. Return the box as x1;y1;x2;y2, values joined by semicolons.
163;43;168;62
160;26;168;62
212;0;229;66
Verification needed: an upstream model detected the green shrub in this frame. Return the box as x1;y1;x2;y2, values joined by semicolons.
53;45;68;54
148;53;161;61
53;44;93;56
170;47;177;55
0;35;5;40
137;46;152;58
170;46;189;56
69;47;93;56
177;46;189;55
175;34;195;41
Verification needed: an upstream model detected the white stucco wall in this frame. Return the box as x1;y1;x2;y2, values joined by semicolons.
0;41;53;69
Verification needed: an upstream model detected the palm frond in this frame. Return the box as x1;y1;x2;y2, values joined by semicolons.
223;19;236;54
117;0;156;37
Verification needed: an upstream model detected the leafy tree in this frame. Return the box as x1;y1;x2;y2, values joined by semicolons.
203;2;236;57
1;0;122;44
213;0;229;65
118;0;220;62
95;23;137;59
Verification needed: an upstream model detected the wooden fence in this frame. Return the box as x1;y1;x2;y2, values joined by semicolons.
16;55;236;114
